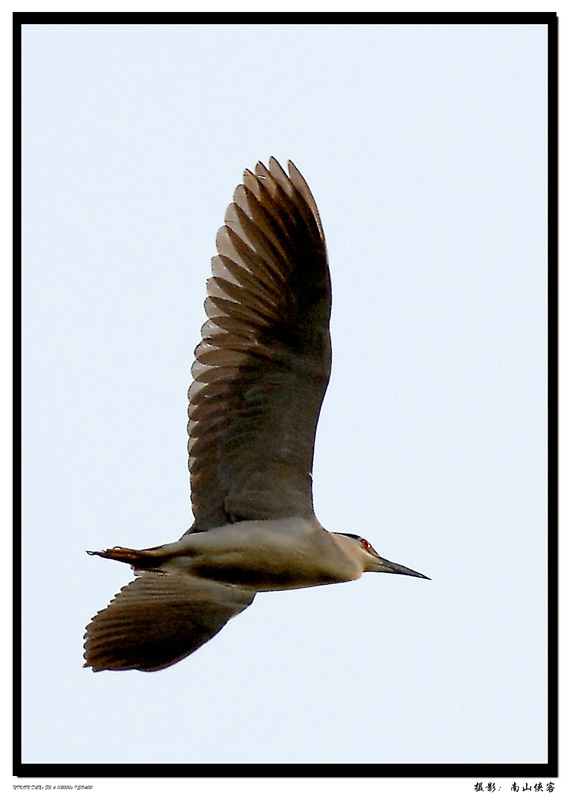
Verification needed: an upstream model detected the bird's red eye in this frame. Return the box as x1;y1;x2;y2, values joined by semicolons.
361;539;372;551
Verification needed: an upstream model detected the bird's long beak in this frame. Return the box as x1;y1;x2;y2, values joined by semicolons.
370;556;430;580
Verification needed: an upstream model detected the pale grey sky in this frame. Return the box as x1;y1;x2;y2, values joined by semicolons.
21;21;548;772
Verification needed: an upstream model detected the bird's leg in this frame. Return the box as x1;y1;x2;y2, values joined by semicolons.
87;547;149;566
87;545;174;572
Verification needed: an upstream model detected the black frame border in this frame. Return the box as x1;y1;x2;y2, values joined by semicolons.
13;9;559;781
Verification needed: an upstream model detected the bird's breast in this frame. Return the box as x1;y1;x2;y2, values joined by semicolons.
167;518;361;591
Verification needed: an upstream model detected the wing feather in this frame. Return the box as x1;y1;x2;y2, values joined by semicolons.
84;572;255;672
188;159;331;530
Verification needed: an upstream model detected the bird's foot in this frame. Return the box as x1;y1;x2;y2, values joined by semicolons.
87;547;142;564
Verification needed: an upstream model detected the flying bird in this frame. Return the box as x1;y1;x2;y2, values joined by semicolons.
84;158;429;672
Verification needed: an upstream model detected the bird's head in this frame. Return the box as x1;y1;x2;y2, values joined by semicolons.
335;533;430;579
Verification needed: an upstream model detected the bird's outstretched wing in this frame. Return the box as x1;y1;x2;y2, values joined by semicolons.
84;571;255;671
188;158;331;530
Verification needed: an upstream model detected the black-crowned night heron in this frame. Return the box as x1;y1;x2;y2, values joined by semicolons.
84;158;429;672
